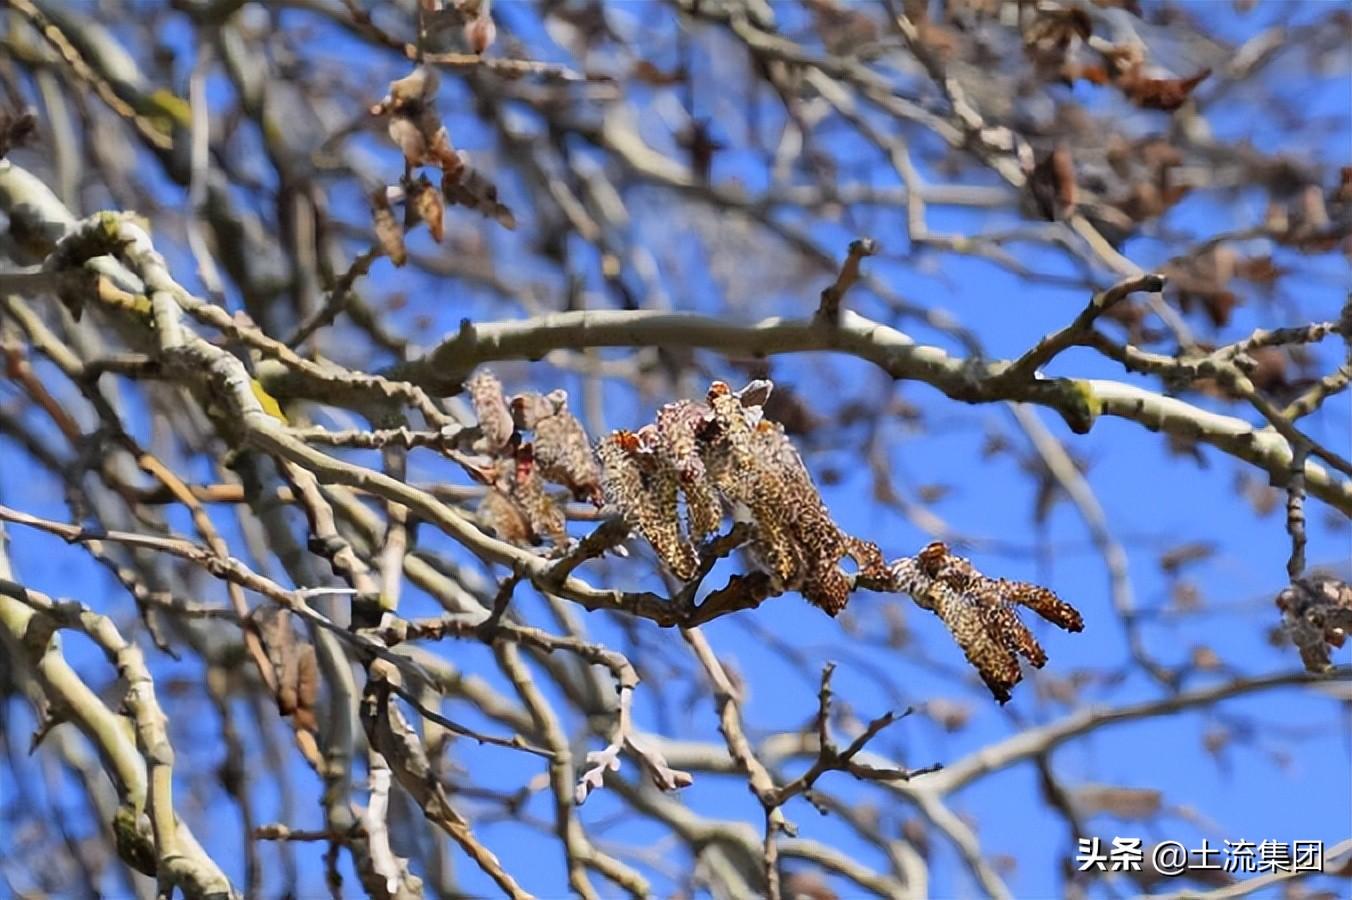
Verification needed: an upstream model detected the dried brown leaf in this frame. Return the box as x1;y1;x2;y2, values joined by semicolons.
0;109;37;160
781;872;838;900
442;154;516;229
1159;541;1216;574
408;175;445;242
371;189;407;267
478;486;532;546
1119;67;1211;111
251;608;320;732
293;644;319;733
1070;784;1162;820
1028;145;1077;220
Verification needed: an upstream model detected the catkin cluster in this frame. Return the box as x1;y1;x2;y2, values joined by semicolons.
1276;574;1352;673
883;542;1085;702
466;373;1084;701
598;380;886;613
467;370;602;548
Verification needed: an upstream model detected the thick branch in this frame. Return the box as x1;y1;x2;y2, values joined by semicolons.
396;308;1352;513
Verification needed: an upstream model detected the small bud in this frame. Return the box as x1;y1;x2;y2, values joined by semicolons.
465;13;496;55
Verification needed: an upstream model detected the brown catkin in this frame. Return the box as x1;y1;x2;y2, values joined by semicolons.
885;542;1081;701
591;384;1082;701
597;431;698;579
468;369;514;451
533;406;604;504
511;443;567;547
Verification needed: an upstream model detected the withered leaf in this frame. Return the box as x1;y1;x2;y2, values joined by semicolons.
1028;145;1077;220
630;60;685;86
252;607;320;733
293;644;319;733
780;872;838;900
442;153;517;230
407;175;445;242
0;109;37;160
1119;67;1211;111
371;188;407;267
1069;784;1163;820
374;66;458;171
478;485;532;546
1158;541;1215;575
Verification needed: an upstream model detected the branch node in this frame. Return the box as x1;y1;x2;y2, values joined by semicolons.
817;238;877;321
